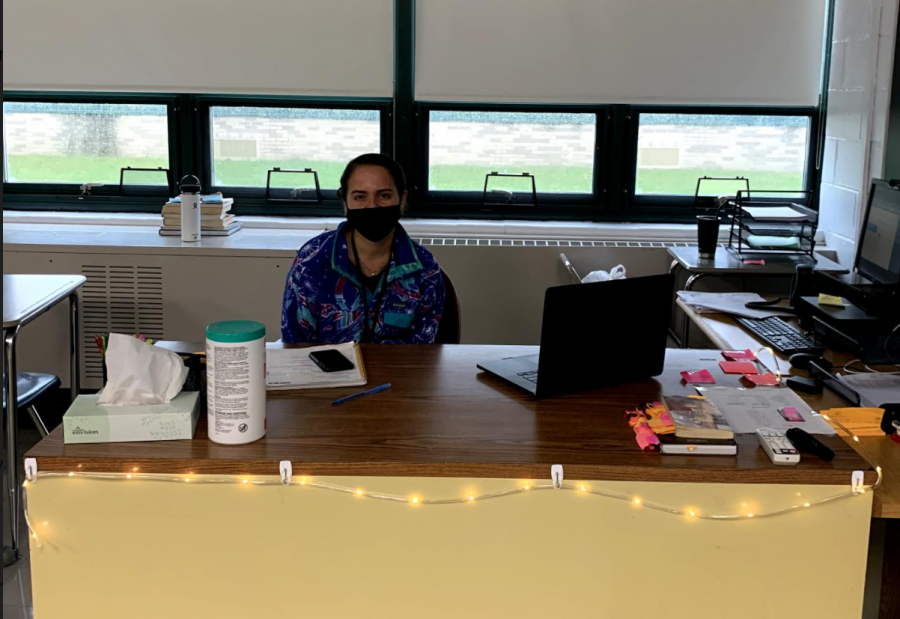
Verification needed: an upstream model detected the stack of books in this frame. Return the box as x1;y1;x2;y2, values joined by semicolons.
659;395;737;455
159;193;242;237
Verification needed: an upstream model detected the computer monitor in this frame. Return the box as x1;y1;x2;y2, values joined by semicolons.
856;179;900;285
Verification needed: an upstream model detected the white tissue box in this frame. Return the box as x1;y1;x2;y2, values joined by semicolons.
63;392;201;444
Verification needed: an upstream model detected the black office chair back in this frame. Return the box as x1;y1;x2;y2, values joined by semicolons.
436;268;462;344
3;373;61;412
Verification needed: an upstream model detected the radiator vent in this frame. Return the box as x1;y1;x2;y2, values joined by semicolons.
412;239;711;249
81;265;165;380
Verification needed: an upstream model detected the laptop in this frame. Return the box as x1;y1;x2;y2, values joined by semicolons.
477;273;674;398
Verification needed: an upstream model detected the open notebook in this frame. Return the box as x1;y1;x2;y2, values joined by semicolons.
266;342;368;391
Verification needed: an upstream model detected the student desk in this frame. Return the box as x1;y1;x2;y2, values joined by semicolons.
3;274;84;566
24;347;877;619
677;301;900;617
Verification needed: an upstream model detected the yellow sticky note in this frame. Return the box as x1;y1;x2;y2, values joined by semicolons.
818;293;846;308
822;408;885;436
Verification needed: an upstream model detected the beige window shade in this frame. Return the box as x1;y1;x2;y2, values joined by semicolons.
3;0;394;97
416;0;827;106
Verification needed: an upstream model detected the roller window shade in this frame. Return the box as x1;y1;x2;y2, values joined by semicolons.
3;0;394;97
416;0;827;106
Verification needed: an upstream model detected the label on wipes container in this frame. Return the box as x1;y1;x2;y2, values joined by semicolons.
206;321;266;445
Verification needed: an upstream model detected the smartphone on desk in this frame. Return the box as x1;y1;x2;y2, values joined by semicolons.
309;349;355;373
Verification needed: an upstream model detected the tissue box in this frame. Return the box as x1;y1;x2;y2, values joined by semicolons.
63;392;201;444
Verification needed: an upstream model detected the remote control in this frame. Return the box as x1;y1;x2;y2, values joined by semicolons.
785;428;836;462
757;429;800;465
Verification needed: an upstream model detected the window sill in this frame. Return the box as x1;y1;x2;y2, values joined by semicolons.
3;210;713;243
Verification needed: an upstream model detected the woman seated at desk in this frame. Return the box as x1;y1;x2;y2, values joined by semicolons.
281;154;445;344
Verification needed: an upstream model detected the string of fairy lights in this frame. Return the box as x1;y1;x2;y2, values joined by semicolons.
22;347;884;548
20;377;884;550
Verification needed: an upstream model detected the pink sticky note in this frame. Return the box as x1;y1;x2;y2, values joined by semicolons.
720;361;759;375
722;349;758;362
743;259;766;266
681;369;716;384
634;425;660;451
779;406;804;422
743;373;780;386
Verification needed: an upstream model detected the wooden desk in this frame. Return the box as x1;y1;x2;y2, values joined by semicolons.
3;274;85;566
29;347;873;486
678;303;899;619
21;346;879;619
677;300;899;519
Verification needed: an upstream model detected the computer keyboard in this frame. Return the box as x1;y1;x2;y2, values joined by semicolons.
734;316;822;355
517;370;539;384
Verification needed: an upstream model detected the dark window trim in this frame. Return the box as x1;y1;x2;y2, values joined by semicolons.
3;94;822;223
407;102;819;222
394;0;416;196
194;95;393;218
3;93;393;217
625;104;821;213
3;92;181;208
413;101;606;220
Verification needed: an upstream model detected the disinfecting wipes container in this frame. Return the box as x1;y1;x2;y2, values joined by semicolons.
206;320;266;444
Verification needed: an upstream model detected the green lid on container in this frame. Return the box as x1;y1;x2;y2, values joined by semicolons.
206;320;266;344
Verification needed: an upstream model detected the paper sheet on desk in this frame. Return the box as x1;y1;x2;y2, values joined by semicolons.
742;206;809;222
836;373;900;408
697;386;836;435
266;342;367;391
677;291;794;320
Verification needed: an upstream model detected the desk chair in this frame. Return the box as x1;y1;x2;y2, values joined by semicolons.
436;268;462;345
3;372;60;438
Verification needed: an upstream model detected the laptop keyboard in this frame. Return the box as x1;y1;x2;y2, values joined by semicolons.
517;370;539;384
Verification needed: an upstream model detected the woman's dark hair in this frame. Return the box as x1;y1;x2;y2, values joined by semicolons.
338;153;407;202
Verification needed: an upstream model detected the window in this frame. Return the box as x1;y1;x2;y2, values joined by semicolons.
635;113;811;197
208;107;382;190
1;3;826;223
428;111;596;194
3;97;817;221
3;101;170;185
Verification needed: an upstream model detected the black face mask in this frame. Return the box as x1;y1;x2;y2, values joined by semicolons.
346;204;402;243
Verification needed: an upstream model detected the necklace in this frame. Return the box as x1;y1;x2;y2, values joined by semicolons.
350;233;393;343
352;232;389;276
358;257;386;277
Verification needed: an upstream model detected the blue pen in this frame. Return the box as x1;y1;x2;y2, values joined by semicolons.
332;383;392;407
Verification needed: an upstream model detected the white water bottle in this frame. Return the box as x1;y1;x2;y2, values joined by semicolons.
179;175;202;242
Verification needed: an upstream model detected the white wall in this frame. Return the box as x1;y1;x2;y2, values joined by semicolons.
428;244;672;345
819;0;900;266
2;238;674;387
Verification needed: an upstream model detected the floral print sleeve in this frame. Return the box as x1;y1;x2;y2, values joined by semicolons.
404;255;444;345
281;236;325;344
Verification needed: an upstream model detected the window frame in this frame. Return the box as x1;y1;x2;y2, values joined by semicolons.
2;95;822;223
412;102;608;221
195;95;394;218
3;91;183;213
623;104;821;217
